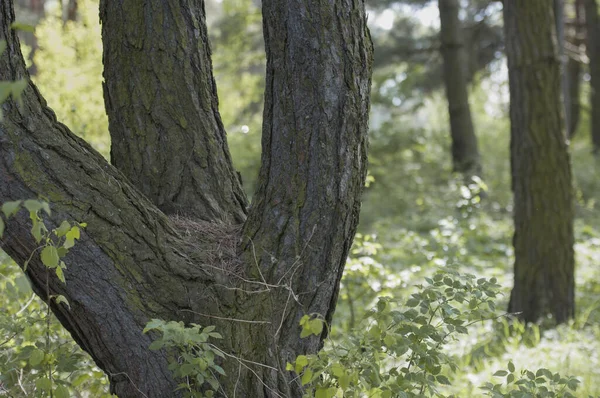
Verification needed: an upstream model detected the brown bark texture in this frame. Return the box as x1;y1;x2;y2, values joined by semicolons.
438;0;482;176
585;0;600;150
567;0;584;137
0;0;373;396
503;0;575;324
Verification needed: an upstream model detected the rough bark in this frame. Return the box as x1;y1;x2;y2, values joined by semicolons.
438;0;482;176
567;0;584;137
503;0;575;324
555;0;571;134
585;0;600;151
0;0;373;396
100;0;248;222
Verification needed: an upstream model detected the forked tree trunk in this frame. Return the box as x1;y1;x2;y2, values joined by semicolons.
504;0;575;324
438;0;482;176
585;0;600;151
0;0;373;396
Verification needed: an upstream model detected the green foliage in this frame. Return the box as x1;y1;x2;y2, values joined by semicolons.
481;362;580;397
1;200;85;286
32;0;109;157
289;269;502;397
290;271;582;398
0;200;111;396
143;319;225;397
210;0;265;195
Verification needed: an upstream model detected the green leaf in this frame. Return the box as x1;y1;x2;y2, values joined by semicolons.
383;334;396;347
309;318;323;336
31;221;44;243
55;266;66;283
286;362;294;371
508;361;515;373
436;375;451;385
567;378;580;391
301;368;313;385
143;319;165;333
315;387;330;398
405;298;419;307
56;221;71;237
299;314;310;326
23;199;43;213
35;377;52;391
29;348;45;366
66;225;81;240
295;355;308;374
54;385;69;398
178;363;195;377
41;201;51;215
339;373;350;390
295;355;308;368
300;326;311;338
41;245;60;268
493;370;508;377
54;295;70;308
331;363;345;378
2;200;21;217
64;237;75;249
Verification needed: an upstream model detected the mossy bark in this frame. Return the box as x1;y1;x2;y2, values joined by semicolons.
438;0;481;176
503;0;575;324
100;0;248;222
0;0;373;396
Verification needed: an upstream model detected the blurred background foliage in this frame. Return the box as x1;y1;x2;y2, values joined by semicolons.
2;0;600;396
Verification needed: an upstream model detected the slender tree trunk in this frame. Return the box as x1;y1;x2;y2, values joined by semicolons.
568;0;584;137
504;0;575;324
555;0;571;134
585;0;600;151
65;0;77;22
438;0;481;176
0;0;373;396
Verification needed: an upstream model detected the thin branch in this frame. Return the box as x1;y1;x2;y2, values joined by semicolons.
179;309;271;325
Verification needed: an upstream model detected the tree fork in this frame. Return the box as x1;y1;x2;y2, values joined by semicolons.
0;0;373;396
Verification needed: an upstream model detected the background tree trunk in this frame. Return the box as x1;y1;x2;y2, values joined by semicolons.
585;0;600;151
438;0;481;176
504;0;575;324
0;0;373;396
555;0;571;135
567;0;584;138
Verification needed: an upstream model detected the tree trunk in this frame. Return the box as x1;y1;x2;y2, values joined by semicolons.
503;0;575;324
65;0;77;22
585;0;600;151
100;0;248;222
438;0;482;176
567;0;584;138
0;0;373;396
555;0;571;135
